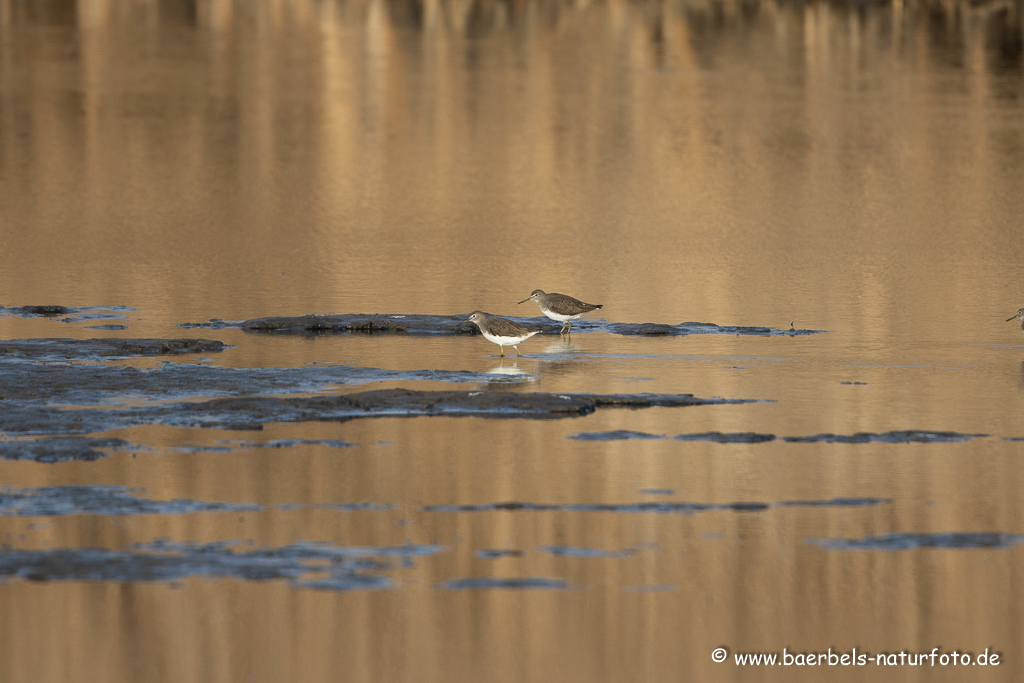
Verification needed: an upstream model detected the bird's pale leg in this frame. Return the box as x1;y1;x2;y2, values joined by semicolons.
499;346;504;358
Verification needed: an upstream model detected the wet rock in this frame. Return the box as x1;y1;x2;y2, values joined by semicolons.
423;497;889;514
181;313;825;337
569;430;777;442
783;430;987;443
15;305;68;316
240;313;477;335
0;437;134;463
569;430;666;441
612;323;675;335
0;338;228;361
809;532;1024;551
476;549;524;558
604;321;814;336
675;431;777;443
538;546;636;558
157;389;744;431
0;305;136;321
175;319;242;330
780;497;892;508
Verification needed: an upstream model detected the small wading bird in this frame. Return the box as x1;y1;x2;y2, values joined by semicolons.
518;289;603;334
1007;308;1024;333
467;311;540;357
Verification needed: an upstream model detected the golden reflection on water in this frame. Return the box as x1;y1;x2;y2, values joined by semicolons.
2;0;1024;681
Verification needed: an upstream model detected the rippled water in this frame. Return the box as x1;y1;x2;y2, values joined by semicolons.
2;0;1024;681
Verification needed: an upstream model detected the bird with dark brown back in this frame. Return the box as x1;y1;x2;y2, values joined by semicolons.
467;311;541;357
518;289;603;334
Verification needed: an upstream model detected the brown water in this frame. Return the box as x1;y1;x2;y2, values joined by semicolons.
2;0;1024;680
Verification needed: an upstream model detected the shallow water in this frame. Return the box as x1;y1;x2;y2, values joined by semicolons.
2;0;1024;681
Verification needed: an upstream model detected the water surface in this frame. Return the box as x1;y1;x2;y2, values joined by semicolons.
2;0;1024;681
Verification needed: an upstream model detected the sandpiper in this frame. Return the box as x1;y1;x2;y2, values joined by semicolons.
467;311;541;357
1007;308;1024;333
518;289;603;334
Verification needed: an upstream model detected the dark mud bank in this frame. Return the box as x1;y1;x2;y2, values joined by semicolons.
182;313;823;337
0;358;499;403
0;338;227;361
0;389;756;435
0;305;137;323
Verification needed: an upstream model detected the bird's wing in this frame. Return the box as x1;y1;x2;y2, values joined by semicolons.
548;293;602;314
488;317;535;337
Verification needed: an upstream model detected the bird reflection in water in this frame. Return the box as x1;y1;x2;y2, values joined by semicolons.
476;334;595;389
533;335;592;376
479;359;536;390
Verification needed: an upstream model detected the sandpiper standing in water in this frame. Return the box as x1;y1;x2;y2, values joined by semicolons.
518;289;603;334
467;311;541;357
1007;308;1024;333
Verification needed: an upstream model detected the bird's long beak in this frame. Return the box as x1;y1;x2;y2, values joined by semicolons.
1008;316;1019;323
517;297;530;305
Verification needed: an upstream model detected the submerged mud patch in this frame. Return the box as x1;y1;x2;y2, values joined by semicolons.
569;430;668;441
477;549;525;559
676;431;777;443
150;390;752;431
233;439;358;449
0;486;261;516
181;313;823;337
568;430;776;443
0;361;506;405
0;437;136;463
0;539;444;589
0;305;137;321
439;577;573;590
0;389;752;435
424;497;890;514
809;532;1024;550
568;429;987;444
603;321;819;337
538;545;636;558
0;338;227;362
164;439;360;454
309;502;398;511
782;430;988;443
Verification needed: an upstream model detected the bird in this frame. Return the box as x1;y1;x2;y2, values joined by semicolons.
517;289;603;334
466;311;541;357
1007;308;1024;333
